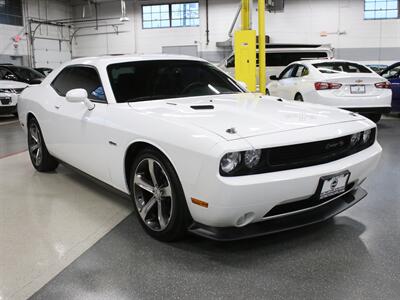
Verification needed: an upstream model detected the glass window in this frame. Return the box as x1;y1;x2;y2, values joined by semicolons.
279;66;295;79
381;64;400;79
0;0;23;26
293;65;309;77
51;66;106;102
142;2;199;29
107;60;242;103
313;62;372;74
364;0;399;19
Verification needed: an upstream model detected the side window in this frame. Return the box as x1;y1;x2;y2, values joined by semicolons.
279;65;295;79
51;66;106;102
293;65;309;77
381;66;400;79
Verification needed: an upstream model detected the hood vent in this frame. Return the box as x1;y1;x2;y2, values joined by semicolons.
191;105;214;110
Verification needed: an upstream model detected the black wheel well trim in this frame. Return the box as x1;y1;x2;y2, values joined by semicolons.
123;141;178;191
26;112;36;125
294;92;302;99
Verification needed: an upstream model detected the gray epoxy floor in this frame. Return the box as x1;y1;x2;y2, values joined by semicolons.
0;116;26;157
6;118;400;299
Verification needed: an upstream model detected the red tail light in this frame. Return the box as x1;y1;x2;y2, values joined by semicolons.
375;81;391;89
314;82;342;90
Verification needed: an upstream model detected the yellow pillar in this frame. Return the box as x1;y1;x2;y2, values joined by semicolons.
258;0;266;94
241;0;251;30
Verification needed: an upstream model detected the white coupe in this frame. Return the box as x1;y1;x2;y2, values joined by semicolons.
18;55;382;241
266;59;392;123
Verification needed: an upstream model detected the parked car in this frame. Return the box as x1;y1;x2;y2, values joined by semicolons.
35;67;53;76
0;80;28;115
18;55;381;241
366;64;388;74
380;62;400;112
0;64;44;84
266;59;392;123
220;44;334;92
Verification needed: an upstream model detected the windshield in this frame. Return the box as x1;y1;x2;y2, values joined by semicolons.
107;60;243;103
313;62;372;74
7;66;45;81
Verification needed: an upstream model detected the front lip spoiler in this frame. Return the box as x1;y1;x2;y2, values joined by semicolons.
341;107;391;114
188;187;367;241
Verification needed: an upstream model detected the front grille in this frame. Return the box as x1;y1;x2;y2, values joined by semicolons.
263;182;356;218
221;128;376;176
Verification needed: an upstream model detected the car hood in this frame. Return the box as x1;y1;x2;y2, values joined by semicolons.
0;80;29;89
128;93;365;141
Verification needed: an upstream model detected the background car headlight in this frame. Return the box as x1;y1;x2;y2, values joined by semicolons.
363;129;372;143
244;149;262;169
350;132;361;146
220;152;241;174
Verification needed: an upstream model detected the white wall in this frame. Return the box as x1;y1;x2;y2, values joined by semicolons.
72;0;400;64
263;0;400;64
0;0;72;67
72;0;240;61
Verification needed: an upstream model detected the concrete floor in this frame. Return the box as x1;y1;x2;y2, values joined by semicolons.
1;116;400;300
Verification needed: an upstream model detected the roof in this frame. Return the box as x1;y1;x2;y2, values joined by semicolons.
65;54;207;68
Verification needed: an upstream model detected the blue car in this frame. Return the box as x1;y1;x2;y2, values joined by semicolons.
381;63;400;112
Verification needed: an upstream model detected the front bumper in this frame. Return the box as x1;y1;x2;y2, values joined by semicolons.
0;93;18;115
189;187;367;241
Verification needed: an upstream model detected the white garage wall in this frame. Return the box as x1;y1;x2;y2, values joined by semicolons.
69;0;399;64
0;0;72;67
263;0;400;64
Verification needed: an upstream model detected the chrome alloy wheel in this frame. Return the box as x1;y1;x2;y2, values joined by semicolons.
28;122;43;167
133;158;173;231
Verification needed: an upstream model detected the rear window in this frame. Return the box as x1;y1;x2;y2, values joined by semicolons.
313;62;372;74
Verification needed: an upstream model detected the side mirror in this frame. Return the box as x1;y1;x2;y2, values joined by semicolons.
66;88;95;110
269;75;278;81
4;74;18;81
236;80;248;90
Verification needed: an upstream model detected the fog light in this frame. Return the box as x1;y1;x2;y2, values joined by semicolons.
363;129;371;143
244;149;262;169
220;152;241;174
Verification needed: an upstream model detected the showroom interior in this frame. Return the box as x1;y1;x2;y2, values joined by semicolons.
0;0;400;299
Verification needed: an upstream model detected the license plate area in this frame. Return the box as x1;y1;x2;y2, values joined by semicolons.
318;171;350;200
350;85;365;94
0;97;11;105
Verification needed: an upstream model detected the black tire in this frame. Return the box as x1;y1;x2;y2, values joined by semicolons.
27;117;59;172
265;89;270;96
129;148;190;242
366;113;382;123
294;93;303;101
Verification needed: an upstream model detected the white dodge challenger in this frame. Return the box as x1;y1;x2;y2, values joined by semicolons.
18;55;382;241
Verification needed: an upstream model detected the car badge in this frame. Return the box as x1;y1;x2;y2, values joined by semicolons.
355;80;363;83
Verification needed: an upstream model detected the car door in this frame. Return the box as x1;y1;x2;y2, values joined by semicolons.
290;64;310;100
271;65;296;99
49;65;110;183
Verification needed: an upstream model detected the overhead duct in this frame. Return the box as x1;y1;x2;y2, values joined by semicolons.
120;0;129;22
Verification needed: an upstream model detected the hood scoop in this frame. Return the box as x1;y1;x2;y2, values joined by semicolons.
190;105;214;110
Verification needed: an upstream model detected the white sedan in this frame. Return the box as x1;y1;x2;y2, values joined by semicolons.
18;55;382;241
0;80;28;115
266;60;392;123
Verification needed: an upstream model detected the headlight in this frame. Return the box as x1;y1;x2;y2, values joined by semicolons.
350;132;361;146
244;149;262;169
220;152;241;174
362;129;372;143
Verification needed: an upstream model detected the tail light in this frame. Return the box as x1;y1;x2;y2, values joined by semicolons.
375;81;391;89
314;82;342;90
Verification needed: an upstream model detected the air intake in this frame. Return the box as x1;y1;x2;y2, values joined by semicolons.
190;105;214;110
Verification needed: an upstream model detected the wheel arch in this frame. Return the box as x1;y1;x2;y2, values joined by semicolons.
123;140;179;191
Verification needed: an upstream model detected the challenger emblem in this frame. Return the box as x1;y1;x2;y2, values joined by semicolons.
325;140;345;150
